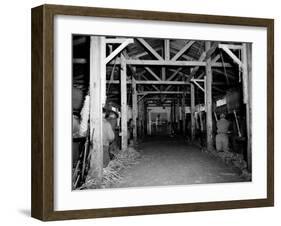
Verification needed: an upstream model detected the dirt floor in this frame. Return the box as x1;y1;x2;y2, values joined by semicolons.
112;136;246;188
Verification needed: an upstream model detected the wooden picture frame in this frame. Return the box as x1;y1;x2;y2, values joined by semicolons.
31;4;274;221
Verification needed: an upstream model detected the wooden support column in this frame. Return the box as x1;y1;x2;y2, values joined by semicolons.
121;54;128;151
182;93;186;135
138;99;144;139
88;36;105;186
176;98;180;131
242;43;252;171
162;40;170;81
132;77;138;144
205;41;213;150
190;83;196;141
144;101;148;136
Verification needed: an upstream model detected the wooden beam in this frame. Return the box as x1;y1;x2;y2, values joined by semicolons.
190;83;195;140
192;80;205;92
106;80;224;86
106;38;133;44
219;46;245;70
161;67;166;81
131;59;206;66
176;97;180;131
137;38;163;60
205;41;214;151
165;69;185;91
241;44;249;104
212;68;235;80
88;36;104;186
145;67;162;81
138;91;189;95
167;68;182;81
211;54;220;64
242;43;252;171
120;54;128;151
169;69;190;79
204;42;219;61
189;42;218;79
139;80;193;85
164;40;170;60
170;48;194;60
132;78;138;144
211;62;232;67
109;58;231;67
141;74;160;91
182;94;186;135
197;72;205;79
171;41;195;61
105;39;134;64
162;40;168;81
218;44;243;50
111;59;206;66
132;47;162;59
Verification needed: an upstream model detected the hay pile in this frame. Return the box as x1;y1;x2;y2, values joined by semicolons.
206;149;251;180
79;147;141;189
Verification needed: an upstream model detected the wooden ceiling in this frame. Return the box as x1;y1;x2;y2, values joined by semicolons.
73;35;242;106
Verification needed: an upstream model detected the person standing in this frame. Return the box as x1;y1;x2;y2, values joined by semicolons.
215;113;230;152
102;107;115;167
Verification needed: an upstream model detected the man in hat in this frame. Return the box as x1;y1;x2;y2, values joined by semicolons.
102;105;115;167
215;113;230;152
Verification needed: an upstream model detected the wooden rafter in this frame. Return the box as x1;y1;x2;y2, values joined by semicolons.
167;68;182;81
141;74;160;91
171;41;195;61
219;45;245;70
165;70;186;91
144;67;161;81
137;38;163;60
106;38;133;44
131;47;162;59
108;58;231;67
114;59;207;66
212;68;235;80
211;54;220;64
219;44;243;50
191;79;205;92
105;38;134;64
189;42;218;79
169;69;189;79
138;91;190;95
170;48;194;60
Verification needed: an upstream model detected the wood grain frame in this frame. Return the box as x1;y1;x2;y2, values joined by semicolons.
31;4;274;221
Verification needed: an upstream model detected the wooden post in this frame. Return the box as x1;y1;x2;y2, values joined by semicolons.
176;98;180;131
182;93;186;135
242;43;252;171
190;83;195;141
205;41;213;150
121;54;128;151
144;101;148;136
147;108;151;135
137;97;141;138
88;36;105;186
161;40;170;81
132;77;138;144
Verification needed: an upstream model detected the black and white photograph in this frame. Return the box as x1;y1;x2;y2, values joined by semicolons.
71;35;252;190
